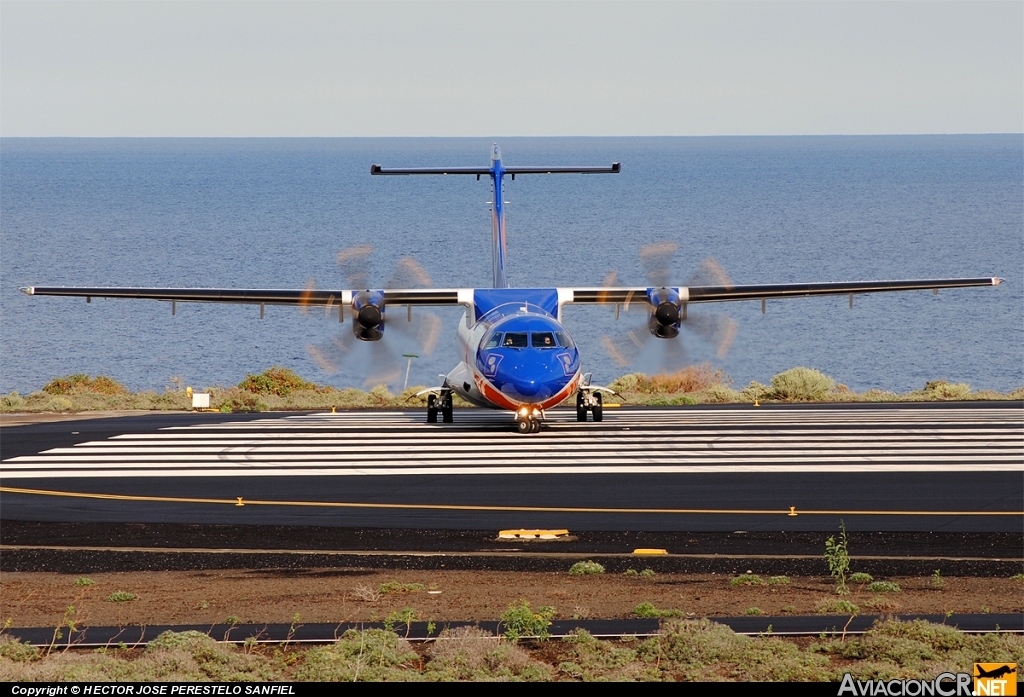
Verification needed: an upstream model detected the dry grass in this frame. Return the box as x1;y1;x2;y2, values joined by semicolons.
3;366;1020;414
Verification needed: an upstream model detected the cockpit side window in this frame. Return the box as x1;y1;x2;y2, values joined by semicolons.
555;331;575;348
484;332;503;349
502;332;528;348
532;332;557;349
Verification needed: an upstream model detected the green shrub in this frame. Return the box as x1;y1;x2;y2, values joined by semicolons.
767;576;790;585
740;381;772;402
1;392;26;410
743;607;763;616
0;636;41;662
74;577;96;586
41;396;74;412
639;568;656;578
106;591;136;602
817;599;860;614
378;581;425;594
922;380;972;400
500;600;555;642
730;573;765;586
568;560;605;576
824;522;851;595
624;568;638;576
849;572;874;583
771;367;835;401
866;581;902;593
633;602;684;618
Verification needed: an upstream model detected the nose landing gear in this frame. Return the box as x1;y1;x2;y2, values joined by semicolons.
515;405;543;434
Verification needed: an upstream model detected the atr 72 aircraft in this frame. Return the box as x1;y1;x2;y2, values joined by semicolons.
22;144;1001;434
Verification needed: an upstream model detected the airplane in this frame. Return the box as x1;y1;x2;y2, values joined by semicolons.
21;144;1002;434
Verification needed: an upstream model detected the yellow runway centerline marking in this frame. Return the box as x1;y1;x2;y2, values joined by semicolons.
0;486;1018;517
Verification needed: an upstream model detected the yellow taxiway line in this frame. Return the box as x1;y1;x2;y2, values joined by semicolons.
1;486;1018;517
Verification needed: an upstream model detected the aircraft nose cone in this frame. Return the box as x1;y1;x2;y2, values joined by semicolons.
479;348;578;402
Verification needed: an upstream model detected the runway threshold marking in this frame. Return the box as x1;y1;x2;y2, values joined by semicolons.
1;486;1019;517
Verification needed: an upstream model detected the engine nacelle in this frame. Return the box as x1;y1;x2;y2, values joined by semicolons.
351;290;385;341
647;287;681;339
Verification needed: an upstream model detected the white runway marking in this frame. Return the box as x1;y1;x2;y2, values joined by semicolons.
2;407;1021;479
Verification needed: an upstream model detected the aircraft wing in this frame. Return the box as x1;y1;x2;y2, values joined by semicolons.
370;164;620;175
563;277;1001;305
19;286;473;308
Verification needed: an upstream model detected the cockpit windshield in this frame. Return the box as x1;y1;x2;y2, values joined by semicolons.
532;332;557;348
502;332;528;348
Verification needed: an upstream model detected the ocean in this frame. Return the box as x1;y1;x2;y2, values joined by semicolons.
1;136;1021;396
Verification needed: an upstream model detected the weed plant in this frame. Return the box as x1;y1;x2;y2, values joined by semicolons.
568;561;605;576
866;581;902;593
824;522;851;595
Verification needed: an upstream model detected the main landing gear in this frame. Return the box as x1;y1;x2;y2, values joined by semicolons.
576;389;603;422
426;390;453;423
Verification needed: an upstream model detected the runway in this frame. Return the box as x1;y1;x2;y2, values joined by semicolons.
1;403;1021;532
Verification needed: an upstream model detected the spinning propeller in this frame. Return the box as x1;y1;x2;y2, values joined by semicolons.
304;246;442;388
601;242;738;372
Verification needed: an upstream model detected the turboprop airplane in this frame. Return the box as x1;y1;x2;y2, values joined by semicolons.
21;144;1002;434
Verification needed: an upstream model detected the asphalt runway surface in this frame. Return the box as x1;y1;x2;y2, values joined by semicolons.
1;403;1021;533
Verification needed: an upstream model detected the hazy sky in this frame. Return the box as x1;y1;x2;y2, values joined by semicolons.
2;1;1021;137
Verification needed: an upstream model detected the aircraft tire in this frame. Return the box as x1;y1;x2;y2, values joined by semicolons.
517;419;531;434
593;393;603;422
426;394;437;423
530;419;542;434
577;406;587;422
442;403;454;423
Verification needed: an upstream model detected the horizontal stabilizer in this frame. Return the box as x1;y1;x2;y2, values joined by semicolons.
371;165;491;175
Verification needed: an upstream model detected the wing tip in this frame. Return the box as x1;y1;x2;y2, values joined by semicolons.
993;277;1003;286
19;286;34;295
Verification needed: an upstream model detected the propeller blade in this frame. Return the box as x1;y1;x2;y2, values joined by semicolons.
640;241;678;287
336;244;374;289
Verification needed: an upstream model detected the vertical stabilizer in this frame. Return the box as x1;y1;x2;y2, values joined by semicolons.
490;144;509;289
370;147;619;291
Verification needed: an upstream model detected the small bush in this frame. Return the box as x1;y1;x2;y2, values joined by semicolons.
931;570;944;589
43;374;128;396
624;569;638;576
500;600;555;642
1010;573;1024;582
0;637;40;662
740;381;772;402
639;568;656;578
106;591;136;602
568;560;605;576
922;380;972;400
817;599;860;614
730;573;765;586
41;396;74;412
866;581;902;593
743;607;763;616
767;576;790;585
74;577;96;587
633;602;684;618
238;367;321;397
849;572;874;583
378;581;425;594
863;596;902;613
771;367;835;401
1;392;26;410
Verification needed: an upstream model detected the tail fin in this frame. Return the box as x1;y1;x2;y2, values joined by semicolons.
372;145;620;289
